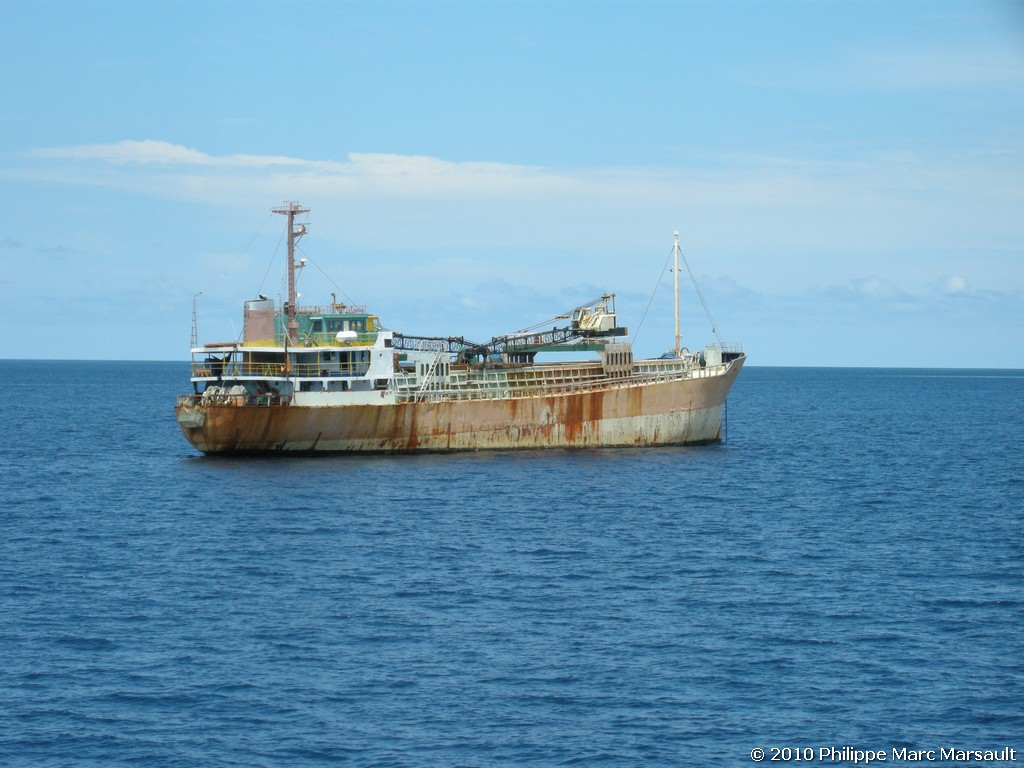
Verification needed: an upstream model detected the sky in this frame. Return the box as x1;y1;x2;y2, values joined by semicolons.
2;0;1023;367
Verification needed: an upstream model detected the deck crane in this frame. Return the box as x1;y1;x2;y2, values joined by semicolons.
392;294;627;363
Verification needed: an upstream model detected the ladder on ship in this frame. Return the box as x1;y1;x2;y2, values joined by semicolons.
416;349;445;401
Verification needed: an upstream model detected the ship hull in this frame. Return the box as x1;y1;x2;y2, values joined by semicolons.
175;358;743;455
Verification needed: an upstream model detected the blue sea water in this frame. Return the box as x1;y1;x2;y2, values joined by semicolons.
1;361;1022;767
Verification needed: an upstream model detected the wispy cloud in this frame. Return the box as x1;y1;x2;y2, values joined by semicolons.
17;139;1023;214
27;140;543;186
29;140;309;168
18;141;572;203
9;139;1024;298
939;275;970;295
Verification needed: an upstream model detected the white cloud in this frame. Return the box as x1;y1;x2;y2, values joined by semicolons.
822;276;920;311
854;277;892;298
29;139;310;168
31;140;212;165
941;275;970;295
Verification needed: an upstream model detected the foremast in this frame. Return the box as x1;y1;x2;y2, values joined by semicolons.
673;231;682;359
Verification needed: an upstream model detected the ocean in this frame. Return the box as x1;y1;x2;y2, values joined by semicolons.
1;361;1022;767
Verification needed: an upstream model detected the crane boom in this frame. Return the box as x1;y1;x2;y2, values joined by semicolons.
392;294;627;363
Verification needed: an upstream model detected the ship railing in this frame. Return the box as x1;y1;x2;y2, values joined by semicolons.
292;331;379;347
288;362;371;377
391;364;729;403
191;361;371;378
192;361;286;377
293;304;368;315
710;342;744;353
238;331;378;347
177;393;291;407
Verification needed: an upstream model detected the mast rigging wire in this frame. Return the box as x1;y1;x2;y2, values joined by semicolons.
205;211;276;291
295;244;359;307
191;210;275;346
634;237;725;349
631;246;674;347
679;245;724;345
257;227;287;298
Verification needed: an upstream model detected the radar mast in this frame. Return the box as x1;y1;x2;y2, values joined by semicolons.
272;202;310;345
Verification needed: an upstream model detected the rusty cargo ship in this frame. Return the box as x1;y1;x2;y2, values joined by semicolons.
175;202;745;454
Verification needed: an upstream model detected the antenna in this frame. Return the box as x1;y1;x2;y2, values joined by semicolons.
191;292;202;350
